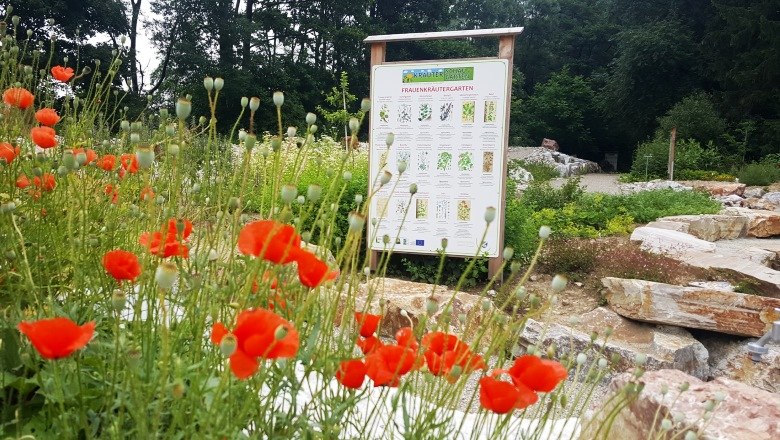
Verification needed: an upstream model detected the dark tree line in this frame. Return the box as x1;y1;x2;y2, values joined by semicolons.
6;0;779;167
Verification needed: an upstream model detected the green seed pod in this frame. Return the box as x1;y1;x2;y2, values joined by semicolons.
272;91;284;107
271;136;282;152
305;112;316;125
176;98;191;121
306;185;322;202
280;185;297;204
220;334;238;357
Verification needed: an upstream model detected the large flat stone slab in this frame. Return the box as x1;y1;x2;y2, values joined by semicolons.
722;207;780;237
680;180;746;196
684;251;780;296
651;214;747;241
602;277;780;337
522;307;709;379
630;226;716;256
583;369;780;440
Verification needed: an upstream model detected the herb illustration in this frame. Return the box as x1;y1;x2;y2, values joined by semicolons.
458;152;474;171
483;152;494;173
437;152;452;171
462;101;475;123
395;199;407;216
398;104;412;123
457;200;471;221
439;102;453;121
418;103;432;121
484;100;497;122
376;197;389;218
379;104;390;123
435;199;450;220
416;199;429;219
417;151;430;171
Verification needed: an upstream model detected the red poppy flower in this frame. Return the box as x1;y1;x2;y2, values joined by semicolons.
140;186;155;202
0;142;20;164
3;87;34;109
51;65;75;82
102;249;142;282
356;335;383;355
17;317;95;359
395;327;419;351
365;345;417;387
31;126;57;149
104;184;118;204
35;108;60;126
97;154;116;171
354;312;381;338
507;355;568;393
479;376;538;414
15;174;30;189
421;331;486;378
120;153;138;174
33;173;56;192
210;308;299;379
139;218;193;258
336;359;367;389
72;148;97;165
294;248;338;288
238;220;302;265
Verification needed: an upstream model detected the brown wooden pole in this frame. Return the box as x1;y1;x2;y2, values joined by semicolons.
488;35;516;283
668;126;677;181
368;42;386;272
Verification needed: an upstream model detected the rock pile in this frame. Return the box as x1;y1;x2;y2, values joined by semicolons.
507;146;600;177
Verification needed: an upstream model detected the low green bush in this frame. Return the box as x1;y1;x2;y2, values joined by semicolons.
537;238;599;278
629;136;724;180
512;159;559;182
521;178;584;211
737;162;780;186
675;169;736;181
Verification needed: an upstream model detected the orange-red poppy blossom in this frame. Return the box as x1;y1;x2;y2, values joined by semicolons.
119;153;139;175
3;87;34;109
140;187;155;202
31;126;58;149
238;220;302;264
51;65;75;82
478;375;538;414
139;218;193;258
356;335;383;355
354;312;381;338
294;248;338;288
35;108;60;126
507;355;568;393
33;173;56;192
0;142;20;164
104;184;118;204
72;147;97;165
17;317;95;359
395;327;419;351
102;249;142;282
97;154;117;171
16;174;30;189
210;308;299;379
336;359;367;389
365;345;417;387
421;332;486;379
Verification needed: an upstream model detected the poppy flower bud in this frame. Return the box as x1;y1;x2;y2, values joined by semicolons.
386;132;395;147
425;298;439;316
62;151;76;170
0;202;15;213
238;96;247;108
310;124;318;134
112;289;126;311
274;325;288;341
440;238;448;249
539;226;552;239
360;98;371;113
214;77;224;91
272;91;284;107
75;151;87;166
32;167;42;177
280;184;297;204
165;124;176;136
220;334;238;357
371;218;377;226
159;108;168;119
287;126;297;138
397;160;407;174
11;16;19;26
238;129;247;141
200;116;207;125
269;136;281;152
26;29;32;37
503;247;514;260
551;274;567;292
135;147;154;169
348;212;365;233
306;185;322;202
176;98;191;121
227;197;241;211
207;248;218;262
305;112;317;125
348;117;359;134
249;97;260;111
203;76;214;91
484;206;496;224
380;171;392;185
155;262;178;291
244;134;256;151
167;144;179;156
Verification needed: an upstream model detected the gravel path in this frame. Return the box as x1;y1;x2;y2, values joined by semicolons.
549;173;623;195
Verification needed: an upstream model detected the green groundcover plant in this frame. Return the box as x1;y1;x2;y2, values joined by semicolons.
0;11;716;440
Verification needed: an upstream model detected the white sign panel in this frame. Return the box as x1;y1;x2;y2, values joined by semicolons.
368;59;509;258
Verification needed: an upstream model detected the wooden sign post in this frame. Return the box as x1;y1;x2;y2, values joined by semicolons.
365;28;522;283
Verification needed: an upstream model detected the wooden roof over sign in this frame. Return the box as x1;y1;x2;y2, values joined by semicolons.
364;27;524;44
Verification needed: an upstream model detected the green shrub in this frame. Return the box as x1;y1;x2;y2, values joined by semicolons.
657;92;727;144
511;159;559;182
737;162;780;186
537;238;599;278
520;177;584;210
675;170;736;181
630;136;724;180
388;254;488;288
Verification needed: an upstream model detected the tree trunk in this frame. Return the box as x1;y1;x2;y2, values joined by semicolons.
129;0;142;93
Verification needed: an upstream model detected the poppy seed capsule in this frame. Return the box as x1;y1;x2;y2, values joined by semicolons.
397;160;407;174
274;325;288;340
214;77;224;91
111;289;126;311
130;133;141;144
240;96;248;108
272;91;284;107
200;116;207;125
287;126;297;138
280;185;297;204
249;96;260;111
75;152;87;166
409;183;418;194
244;134;256;151
62;151;76;169
166;124;176;136
385;132;395;147
539;225;552;239
155;262;177;291
121;120;130;131
203;76;214;91
354;194;363;204
347;212;365;233
425;298;438;316
135;147;154;169
306;184;322;202
176;98;191;121
484;206;496;224
220;334;237;357
380;171;392;185
382;234;390;244
305;112;317;125
551;274;567;292
361;98;371;112
270;137;282;151
503;247;514;260
296;195;305;205
227;197;240;210
343;171;352;181
167;143;179;156
348;117;359;134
